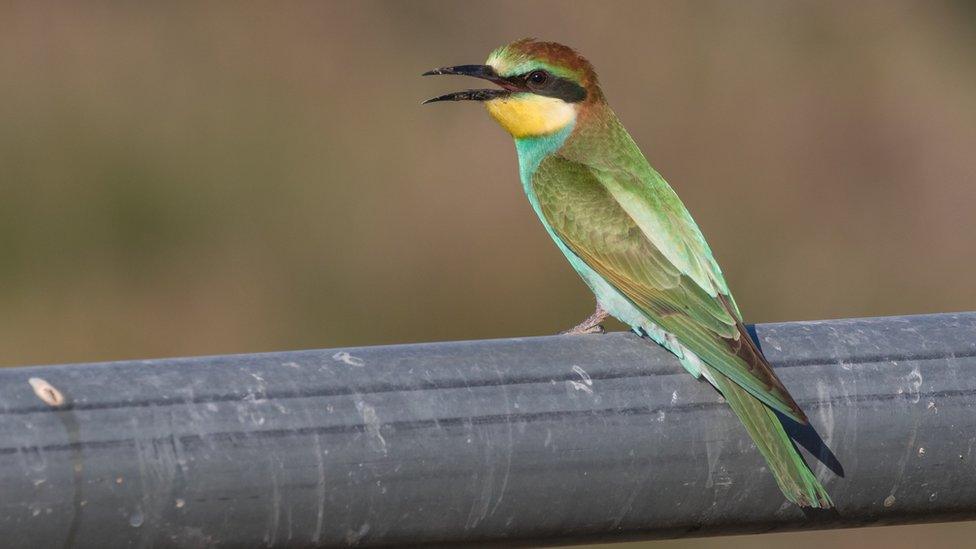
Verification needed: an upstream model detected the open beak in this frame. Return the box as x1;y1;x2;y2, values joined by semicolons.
422;64;516;104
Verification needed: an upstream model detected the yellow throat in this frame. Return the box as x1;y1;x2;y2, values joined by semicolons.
485;94;577;138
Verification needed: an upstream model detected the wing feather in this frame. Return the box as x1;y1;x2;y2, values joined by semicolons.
533;154;806;422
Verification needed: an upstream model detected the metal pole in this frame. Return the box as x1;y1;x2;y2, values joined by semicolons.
1;312;975;547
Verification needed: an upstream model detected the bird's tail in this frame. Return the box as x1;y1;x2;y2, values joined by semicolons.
709;368;833;508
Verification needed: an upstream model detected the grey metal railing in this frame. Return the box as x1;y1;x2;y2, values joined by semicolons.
2;312;975;547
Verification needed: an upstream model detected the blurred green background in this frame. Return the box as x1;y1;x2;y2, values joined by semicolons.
1;1;974;547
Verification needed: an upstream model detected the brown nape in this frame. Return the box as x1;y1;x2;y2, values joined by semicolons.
506;38;604;102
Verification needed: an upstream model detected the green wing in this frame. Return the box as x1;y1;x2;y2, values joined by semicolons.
533;153;807;423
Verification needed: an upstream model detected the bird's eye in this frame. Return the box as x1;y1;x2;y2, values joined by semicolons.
527;70;550;86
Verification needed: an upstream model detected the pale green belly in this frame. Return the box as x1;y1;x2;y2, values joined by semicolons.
555;239;704;380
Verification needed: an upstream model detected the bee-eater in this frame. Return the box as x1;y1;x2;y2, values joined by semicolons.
423;39;832;508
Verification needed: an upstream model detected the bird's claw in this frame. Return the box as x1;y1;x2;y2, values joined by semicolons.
559;324;605;336
559;304;609;335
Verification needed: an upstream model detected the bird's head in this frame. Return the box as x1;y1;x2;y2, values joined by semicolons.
424;39;603;138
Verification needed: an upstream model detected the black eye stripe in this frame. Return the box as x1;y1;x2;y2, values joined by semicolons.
512;72;588;103
546;78;587;103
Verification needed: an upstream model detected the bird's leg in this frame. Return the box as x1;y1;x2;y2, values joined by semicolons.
559;303;609;335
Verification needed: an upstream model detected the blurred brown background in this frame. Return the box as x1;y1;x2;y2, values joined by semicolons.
1;1;974;547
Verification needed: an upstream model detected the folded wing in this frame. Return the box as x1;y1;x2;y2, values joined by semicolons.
532;154;807;423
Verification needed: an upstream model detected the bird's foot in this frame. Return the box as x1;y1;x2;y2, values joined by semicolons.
560;323;606;335
559;304;609;335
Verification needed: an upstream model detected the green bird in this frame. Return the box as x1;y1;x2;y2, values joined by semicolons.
424;39;832;508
